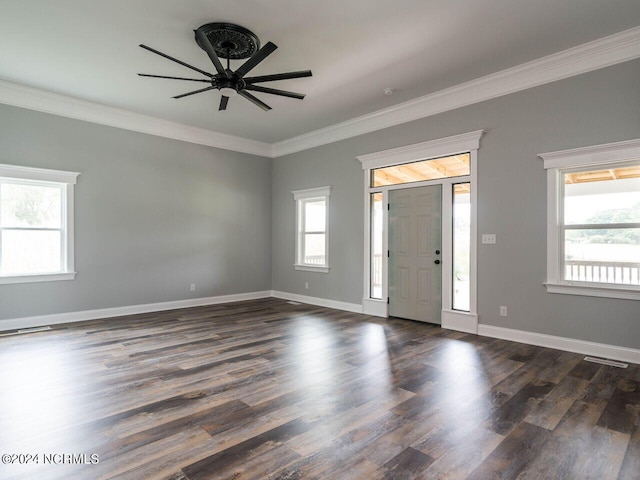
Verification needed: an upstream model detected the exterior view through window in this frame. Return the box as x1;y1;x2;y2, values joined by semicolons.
370;193;383;299
453;183;471;310
301;198;327;265
1;180;63;275
563;165;640;285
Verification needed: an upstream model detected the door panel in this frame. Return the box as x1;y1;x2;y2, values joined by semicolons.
396;215;411;256
389;185;442;324
397;267;410;303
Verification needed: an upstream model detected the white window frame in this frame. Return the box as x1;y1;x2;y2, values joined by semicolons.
0;163;80;284
357;130;483;334
539;138;640;301
292;186;332;273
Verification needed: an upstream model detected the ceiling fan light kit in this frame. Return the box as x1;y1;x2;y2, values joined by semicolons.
138;22;312;112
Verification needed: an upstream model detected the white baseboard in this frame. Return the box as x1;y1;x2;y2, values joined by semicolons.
362;298;388;317
478;324;640;365
271;290;363;314
442;310;478;334
3;290;637;365
0;291;272;331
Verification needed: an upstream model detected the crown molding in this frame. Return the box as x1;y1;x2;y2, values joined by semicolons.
1;26;639;159
0;80;272;157
272;25;640;157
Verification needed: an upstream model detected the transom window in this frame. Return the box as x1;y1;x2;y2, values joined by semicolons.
371;153;470;187
0;164;79;284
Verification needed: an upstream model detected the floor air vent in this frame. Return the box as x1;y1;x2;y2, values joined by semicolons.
584;356;628;368
0;326;52;337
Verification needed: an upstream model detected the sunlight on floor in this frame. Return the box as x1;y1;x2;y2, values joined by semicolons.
0;342;79;451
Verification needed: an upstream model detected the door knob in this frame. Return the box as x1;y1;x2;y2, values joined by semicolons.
435;249;440;255
434;260;441;265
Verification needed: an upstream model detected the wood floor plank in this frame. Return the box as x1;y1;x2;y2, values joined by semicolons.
416;426;504;480
381;447;435;479
0;298;636;480
182;418;312;480
466;422;551;480
487;379;556;436
524;375;590;430
596;378;640;434
617;425;640;480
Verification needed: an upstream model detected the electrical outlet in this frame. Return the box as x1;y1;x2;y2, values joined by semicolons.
500;306;508;317
190;283;196;291
305;282;309;289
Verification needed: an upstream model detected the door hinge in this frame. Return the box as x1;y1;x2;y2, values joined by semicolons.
387;297;390;304
387;250;390;258
387;203;390;210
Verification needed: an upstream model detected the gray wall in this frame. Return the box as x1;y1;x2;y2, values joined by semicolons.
0;104;272;321
272;59;640;349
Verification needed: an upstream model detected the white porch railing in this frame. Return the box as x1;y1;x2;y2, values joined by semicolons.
565;260;640;285
303;255;326;265
372;254;382;288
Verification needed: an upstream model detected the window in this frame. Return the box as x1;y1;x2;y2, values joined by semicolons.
371;153;470;187
540;139;640;300
0;164;79;284
370;192;384;299
453;183;471;311
292;186;332;272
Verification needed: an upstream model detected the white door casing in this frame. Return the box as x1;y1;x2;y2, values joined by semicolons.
357;130;482;334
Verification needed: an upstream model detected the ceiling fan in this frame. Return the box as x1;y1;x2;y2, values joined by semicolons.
138;23;312;111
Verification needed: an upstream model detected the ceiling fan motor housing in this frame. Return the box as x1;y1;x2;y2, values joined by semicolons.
215;75;244;96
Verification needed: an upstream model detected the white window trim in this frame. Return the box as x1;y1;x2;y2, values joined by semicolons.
0;163;80;285
539;138;640;301
357;130;483;333
292;185;332;273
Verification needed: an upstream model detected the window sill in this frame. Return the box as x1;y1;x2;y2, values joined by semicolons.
0;272;77;285
294;264;330;273
544;282;640;301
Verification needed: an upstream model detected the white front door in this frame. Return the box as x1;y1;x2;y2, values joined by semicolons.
389;185;442;324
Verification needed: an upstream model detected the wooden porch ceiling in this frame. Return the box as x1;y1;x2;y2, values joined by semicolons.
565;165;640;184
372;153;471;187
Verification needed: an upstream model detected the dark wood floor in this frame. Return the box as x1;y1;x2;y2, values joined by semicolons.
0;298;638;480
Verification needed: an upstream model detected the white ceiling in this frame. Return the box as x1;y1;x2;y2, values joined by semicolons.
1;0;640;145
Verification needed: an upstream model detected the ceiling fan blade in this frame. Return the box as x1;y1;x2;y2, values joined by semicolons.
238;90;272;111
140;44;214;78
243;70;312;84
138;73;211;83
245;85;305;100
194;29;229;77
219;95;229;111
173;86;216;99
234;42;278;78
